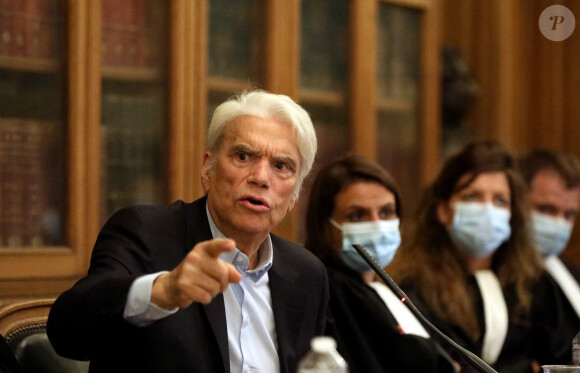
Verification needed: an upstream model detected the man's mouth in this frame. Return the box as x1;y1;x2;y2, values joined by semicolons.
240;196;269;211
246;198;264;206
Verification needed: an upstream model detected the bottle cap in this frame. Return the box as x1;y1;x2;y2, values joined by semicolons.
310;336;337;352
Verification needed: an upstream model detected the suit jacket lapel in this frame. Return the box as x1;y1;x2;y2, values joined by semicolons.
185;197;230;373
203;296;230;373
269;244;308;373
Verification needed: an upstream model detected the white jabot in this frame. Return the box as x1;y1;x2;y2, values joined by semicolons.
367;281;430;339
544;255;580;319
473;270;508;365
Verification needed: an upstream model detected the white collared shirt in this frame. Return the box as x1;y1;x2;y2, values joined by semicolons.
123;204;279;373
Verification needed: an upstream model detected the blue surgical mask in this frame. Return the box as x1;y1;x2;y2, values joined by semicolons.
447;202;511;258
330;219;401;273
532;212;572;257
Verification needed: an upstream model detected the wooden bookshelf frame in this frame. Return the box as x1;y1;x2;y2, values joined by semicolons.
0;0;442;301
0;0;90;301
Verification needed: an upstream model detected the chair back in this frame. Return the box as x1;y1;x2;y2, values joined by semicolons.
0;299;89;373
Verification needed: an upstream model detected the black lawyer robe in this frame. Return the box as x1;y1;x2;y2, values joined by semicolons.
399;272;573;373
322;259;457;373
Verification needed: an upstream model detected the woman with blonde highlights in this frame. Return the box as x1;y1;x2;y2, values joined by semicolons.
388;140;569;373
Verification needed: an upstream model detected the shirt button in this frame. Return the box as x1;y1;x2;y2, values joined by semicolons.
236;256;243;263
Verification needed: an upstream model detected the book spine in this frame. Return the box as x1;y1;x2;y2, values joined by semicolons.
0;118;60;248
10;0;25;57
0;0;15;56
0;118;26;247
23;0;60;60
21;120;59;247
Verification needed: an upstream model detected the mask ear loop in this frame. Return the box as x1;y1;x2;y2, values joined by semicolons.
328;218;343;231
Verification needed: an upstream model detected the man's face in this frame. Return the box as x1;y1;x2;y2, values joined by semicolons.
201;115;301;241
529;170;580;224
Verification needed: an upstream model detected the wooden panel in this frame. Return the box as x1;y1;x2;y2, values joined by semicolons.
419;0;441;184
168;0;190;201
266;0;300;241
560;0;580;269
265;0;300;97
85;0;102;265
0;249;80;279
350;0;377;160
168;0;208;202
493;1;522;149
0;281;75;304
190;0;208;201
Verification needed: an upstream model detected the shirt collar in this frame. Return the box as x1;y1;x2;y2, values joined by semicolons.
206;203;273;278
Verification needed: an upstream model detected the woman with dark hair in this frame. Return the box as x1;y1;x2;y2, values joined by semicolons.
388;140;567;373
304;153;456;373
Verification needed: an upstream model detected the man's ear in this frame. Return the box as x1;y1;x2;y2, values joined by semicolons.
436;200;453;227
201;151;213;193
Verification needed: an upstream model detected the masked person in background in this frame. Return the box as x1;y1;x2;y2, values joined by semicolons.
304;153;457;373
518;149;580;363
388;140;568;373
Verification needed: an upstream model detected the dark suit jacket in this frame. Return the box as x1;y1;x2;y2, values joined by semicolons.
47;197;328;373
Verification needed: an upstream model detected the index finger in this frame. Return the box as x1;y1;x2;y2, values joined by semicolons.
199;238;236;258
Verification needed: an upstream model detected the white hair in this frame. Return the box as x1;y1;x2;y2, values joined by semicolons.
206;89;317;200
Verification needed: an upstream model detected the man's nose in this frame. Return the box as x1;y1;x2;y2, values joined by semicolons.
249;159;271;187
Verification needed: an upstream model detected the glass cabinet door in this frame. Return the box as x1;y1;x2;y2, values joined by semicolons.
0;0;66;248
376;3;422;214
207;0;265;118
99;0;168;224
298;0;350;241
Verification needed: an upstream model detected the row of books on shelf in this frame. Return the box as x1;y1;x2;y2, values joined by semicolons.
0;0;156;68
0;117;62;248
0;0;62;60
100;93;164;220
102;0;155;67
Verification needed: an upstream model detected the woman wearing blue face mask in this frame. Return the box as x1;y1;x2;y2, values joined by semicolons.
304;153;457;373
388;140;570;373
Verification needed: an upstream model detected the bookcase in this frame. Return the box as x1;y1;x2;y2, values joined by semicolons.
296;0;441;240
0;0;441;301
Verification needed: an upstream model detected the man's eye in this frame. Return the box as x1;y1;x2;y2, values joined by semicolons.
237;153;248;161
274;161;291;171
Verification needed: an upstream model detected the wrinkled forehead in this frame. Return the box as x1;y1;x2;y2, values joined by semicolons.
225;115;301;156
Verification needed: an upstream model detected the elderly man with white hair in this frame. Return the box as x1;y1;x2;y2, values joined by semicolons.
48;89;328;373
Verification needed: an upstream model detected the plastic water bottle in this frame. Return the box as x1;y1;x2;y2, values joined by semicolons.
297;336;348;373
573;330;580;365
